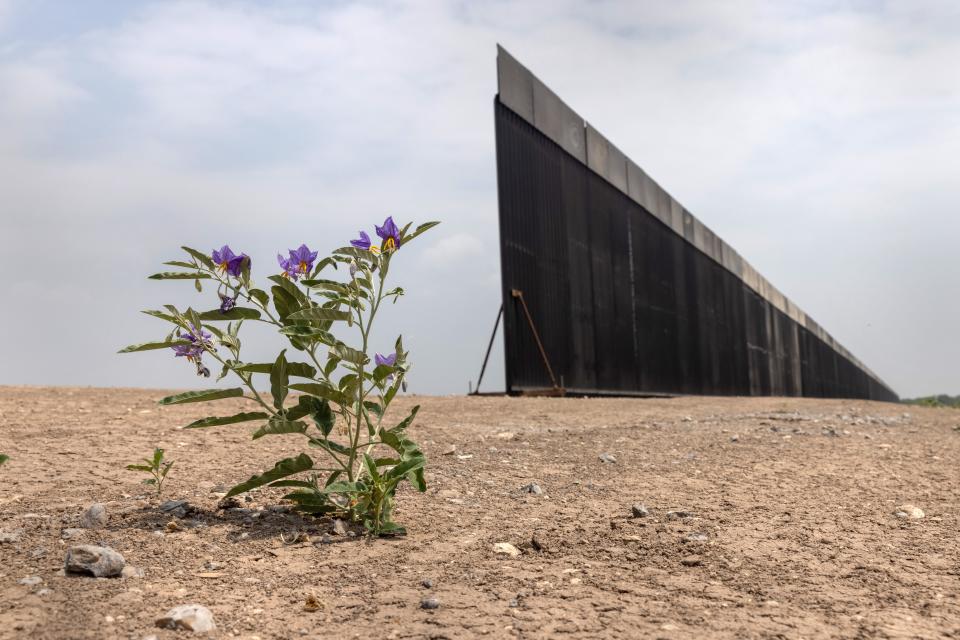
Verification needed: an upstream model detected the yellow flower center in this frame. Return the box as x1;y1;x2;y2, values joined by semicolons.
382;237;396;252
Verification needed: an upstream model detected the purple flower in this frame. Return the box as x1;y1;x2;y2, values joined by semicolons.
350;231;372;250
375;352;397;367
219;294;236;313
171;324;214;362
375;352;397;383
277;244;318;281
211;245;249;277
375;216;402;253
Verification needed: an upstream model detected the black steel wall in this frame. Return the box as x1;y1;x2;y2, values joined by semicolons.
495;99;897;402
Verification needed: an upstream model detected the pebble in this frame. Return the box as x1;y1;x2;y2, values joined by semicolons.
493;542;522;558
420;579;433;589
122;566;145;579
730;435;739;442
36;588;52;597
61;528;85;540
0;530;22;543
420;597;440;610
79;503;109;529
156;604;216;633
64;545;125;578
598;452;617;464
495;432;516;440
19;576;43;586
521;483;544;496
331;519;348;536
631;504;649;518
508;598;519;608
666;510;694;520
685;532;709;543
680;555;702;567
894;504;924;519
159;500;191;518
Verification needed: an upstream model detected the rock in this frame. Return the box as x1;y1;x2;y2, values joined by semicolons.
495;432;516;440
685;532;709;543
79;503;108;529
303;594;323;612
521;483;544;496
666;510;694;521
493;542;522;558
598;452;617;464
420;579;433;589
156;604;216;633
0;530;22;543
729;435;739;443
61;528;85;540
331;519;348;536
631;504;649;518
159;500;191;518
680;555;702;567
122;566;145;579
894;504;924;519
420;597;440;610
508;598;519;608
64;545;125;577
441;445;457;455
530;535;544;552
19;576;42;586
36;588;52;597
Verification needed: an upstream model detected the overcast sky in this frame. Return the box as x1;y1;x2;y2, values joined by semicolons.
0;0;957;398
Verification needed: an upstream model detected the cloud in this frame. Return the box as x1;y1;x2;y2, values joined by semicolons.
0;0;957;396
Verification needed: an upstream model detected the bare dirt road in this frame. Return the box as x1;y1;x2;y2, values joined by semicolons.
1;386;958;639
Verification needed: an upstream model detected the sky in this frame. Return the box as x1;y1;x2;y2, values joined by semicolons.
0;0;957;398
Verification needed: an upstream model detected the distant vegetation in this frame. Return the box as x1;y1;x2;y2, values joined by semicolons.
902;394;960;408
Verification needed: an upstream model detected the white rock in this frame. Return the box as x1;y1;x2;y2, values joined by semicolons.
0;530;22;543
64;545;125;577
122;565;145;579
156;604;216;633
894;504;924;519
19;576;42;586
79;503;109;529
493;542;521;558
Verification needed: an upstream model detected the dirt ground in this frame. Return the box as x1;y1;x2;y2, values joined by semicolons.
0;386;958;639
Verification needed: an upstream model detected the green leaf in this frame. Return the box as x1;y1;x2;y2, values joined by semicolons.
385;456;424;481
363;454;380;482
401;220;441;245
267;274;307;302
270;350;289;410
184;412;270;429
148;272;212;280
333;246;377;261
312;399;335;436
158;388;245;405
391;404;420;433
181;246;216;269
248;288;269;307
332;343;368;365
271;286;300;320
196;308;262;321
268;479;316;489
278;325;333;342
118;340;189;353
372;364;396;384
252;417;307;439
141;309;178;323
288;383;350;407
233;361;316;378
408;467;427;492
288;307;350;323
282;489;335;514
126;464;152;472
163;260;197;269
225;453;314;498
320;480;365;494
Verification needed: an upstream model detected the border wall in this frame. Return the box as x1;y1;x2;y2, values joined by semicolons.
494;46;897;401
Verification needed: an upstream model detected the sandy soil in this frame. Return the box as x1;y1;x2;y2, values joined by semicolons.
0;386;958;640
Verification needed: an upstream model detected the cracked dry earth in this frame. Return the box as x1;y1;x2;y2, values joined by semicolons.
1;386;959;639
